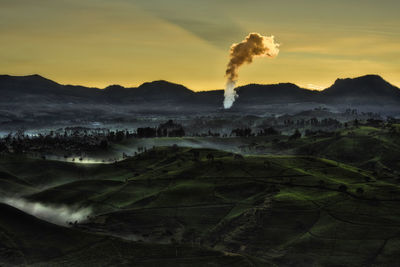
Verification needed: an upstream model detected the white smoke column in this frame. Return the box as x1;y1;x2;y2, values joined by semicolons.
1;197;92;226
224;32;280;109
224;80;237;109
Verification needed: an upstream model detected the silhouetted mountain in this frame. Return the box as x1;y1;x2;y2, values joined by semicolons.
0;74;399;107
234;83;317;105
103;80;196;104
195;90;224;106
137;80;193;96
0;74;60;94
321;75;400;104
0;74;101;102
131;80;195;103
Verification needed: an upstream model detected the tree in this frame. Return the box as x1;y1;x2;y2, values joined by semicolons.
234;154;244;160
115;130;125;142
137;127;157;138
338;184;348;192
192;151;200;161
100;140;108;149
356;187;364;195
289;129;302;140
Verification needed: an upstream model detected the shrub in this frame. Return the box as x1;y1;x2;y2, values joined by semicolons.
338;184;348;192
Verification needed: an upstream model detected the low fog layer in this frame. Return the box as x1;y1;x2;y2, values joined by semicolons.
1;197;91;226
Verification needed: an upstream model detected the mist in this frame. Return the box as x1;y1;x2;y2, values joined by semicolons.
1;197;92;226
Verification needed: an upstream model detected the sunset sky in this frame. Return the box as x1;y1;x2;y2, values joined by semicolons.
1;0;399;90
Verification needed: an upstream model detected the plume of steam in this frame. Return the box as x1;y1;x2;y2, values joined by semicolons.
224;32;280;109
1;197;92;226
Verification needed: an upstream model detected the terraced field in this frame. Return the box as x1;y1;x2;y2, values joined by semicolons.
1;143;400;266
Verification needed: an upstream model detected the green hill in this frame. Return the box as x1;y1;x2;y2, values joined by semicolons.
0;203;255;266
297;126;400;178
2;146;400;266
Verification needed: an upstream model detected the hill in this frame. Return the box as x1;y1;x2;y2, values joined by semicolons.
2;146;400;266
0;202;254;266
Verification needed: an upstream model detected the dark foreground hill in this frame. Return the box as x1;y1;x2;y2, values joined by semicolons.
1;145;400;266
0;203;254;266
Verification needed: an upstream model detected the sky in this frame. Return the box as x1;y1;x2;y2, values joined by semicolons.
1;0;399;90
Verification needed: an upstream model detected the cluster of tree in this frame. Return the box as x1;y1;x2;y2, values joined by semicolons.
231;128;253;137
345;109;358;115
257;127;280;136
387;117;400;124
137;120;185;138
283;118;341;128
191;131;224;137
388;125;400;136
231;127;280;137
0;130;110;156
363;119;384;128
0;120;190;155
304;129;336;138
107;130;134;142
289;129;302;140
307;118;341;127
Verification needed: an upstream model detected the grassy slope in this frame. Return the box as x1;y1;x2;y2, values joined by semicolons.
2;146;400;266
0;203;256;266
296;126;400;177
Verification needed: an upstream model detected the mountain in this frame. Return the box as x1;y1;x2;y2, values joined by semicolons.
0;74;399;107
104;80;196;103
0;74;60;93
0;74;102;102
234;83;317;105
321;75;400;104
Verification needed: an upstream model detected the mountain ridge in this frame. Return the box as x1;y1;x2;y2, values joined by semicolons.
0;74;399;106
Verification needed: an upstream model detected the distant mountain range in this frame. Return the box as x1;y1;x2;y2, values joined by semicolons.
1;74;399;108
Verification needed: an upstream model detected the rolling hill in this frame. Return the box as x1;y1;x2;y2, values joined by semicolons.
0;203;253;266
2;145;400;266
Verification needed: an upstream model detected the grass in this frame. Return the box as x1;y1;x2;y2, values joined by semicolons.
1;136;400;265
0;204;256;266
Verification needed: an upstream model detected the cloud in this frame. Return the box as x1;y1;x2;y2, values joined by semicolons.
130;0;244;48
162;18;243;48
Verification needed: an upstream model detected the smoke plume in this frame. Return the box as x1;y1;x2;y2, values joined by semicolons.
224;32;280;109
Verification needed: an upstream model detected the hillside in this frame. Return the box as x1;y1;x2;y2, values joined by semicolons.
0;203;252;266
1;146;400;266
